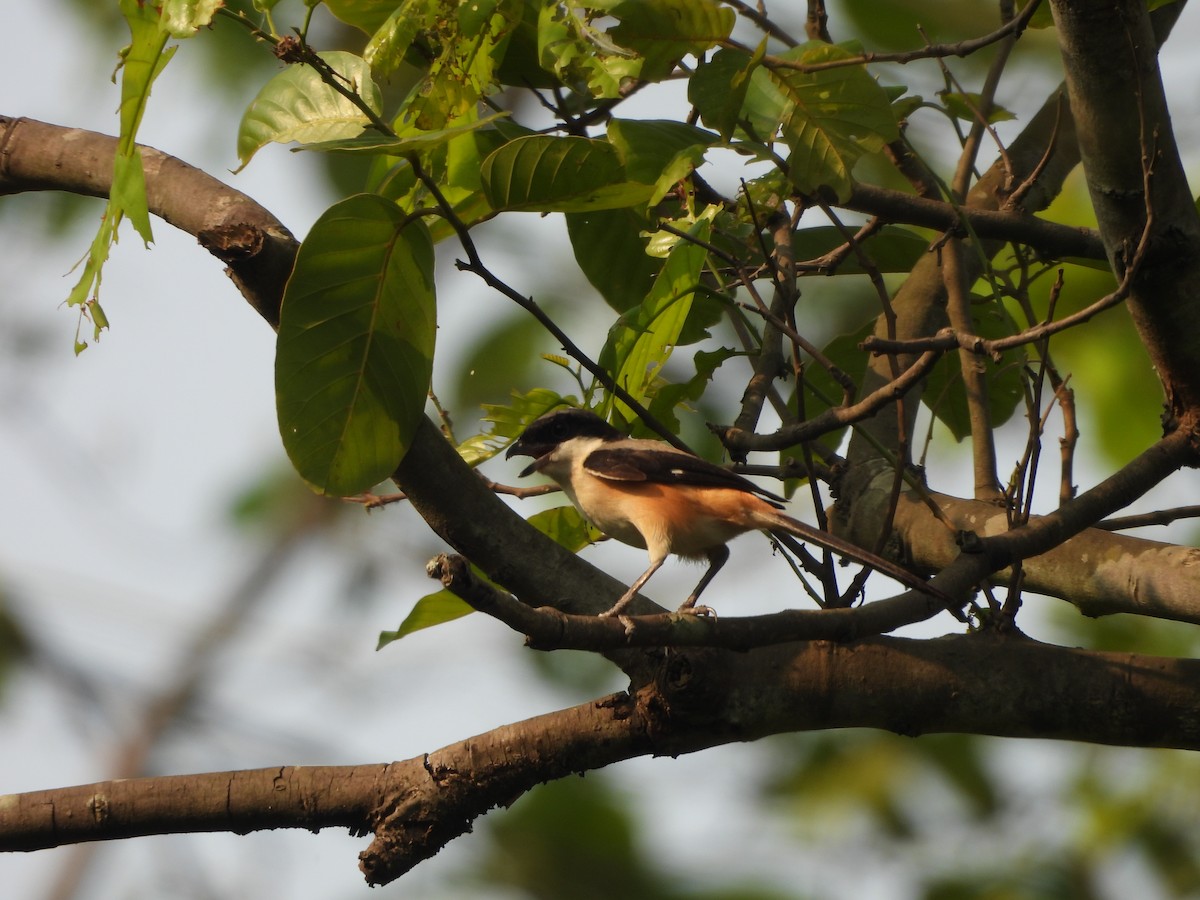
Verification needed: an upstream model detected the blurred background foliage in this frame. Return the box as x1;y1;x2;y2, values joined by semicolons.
3;1;1200;899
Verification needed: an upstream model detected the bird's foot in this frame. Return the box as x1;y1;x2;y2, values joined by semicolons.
598;591;636;618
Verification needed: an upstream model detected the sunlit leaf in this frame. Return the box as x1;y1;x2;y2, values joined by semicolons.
763;42;900;201
608;0;734;83
236;51;381;169
601;215;713;417
276;194;436;496
456;388;575;466
363;0;427;76
66;0;175;349
159;0;222;37
377;591;475;648
298;112;509;154
537;0;641;98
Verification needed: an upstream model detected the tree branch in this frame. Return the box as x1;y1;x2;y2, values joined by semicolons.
6;632;1200;885
0;116;296;328
1049;0;1200;418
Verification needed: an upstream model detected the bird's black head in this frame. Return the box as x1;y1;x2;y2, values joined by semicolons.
506;407;622;475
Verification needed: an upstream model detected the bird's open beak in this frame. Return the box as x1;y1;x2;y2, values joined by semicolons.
505;439;550;478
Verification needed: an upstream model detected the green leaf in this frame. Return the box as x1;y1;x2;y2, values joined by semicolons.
110;152;154;245
276;195;436;496
537;0;642;98
397;0;520;130
297;112;509;154
922;298;1025;442
607;119;716;184
606;118;716;205
566;208;663;312
159;0;222;37
377;590;475;648
608;0;735;83
526;505;600;553
647;346;739;432
689;44;764;140
456;388;575;466
363;0;428;77
763;42;900;201
600;215;713;417
481;135;653;212
376;505;595;647
324;0;404;34
66;0;175;349
941;92;1016;124
236;51;381;170
496;0;561;88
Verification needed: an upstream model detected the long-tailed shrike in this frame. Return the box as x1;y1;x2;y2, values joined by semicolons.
506;407;936;617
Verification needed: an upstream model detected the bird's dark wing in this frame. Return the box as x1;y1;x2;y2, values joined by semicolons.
584;447;785;508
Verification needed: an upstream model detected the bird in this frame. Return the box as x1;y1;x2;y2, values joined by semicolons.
505;406;939;617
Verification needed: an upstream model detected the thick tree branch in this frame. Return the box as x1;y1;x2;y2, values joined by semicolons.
822;182;1105;260
5;632;1200;885
0;116;296;327
1049;0;1200;417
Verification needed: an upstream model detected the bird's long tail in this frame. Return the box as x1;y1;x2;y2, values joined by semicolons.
761;510;951;605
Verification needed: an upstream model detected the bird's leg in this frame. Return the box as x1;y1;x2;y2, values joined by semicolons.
676;545;731;615
599;556;666;617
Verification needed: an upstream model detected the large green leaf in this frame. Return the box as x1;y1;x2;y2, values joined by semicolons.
566;208;663;312
276;195;436;496
236;51;381;169
481;135;653;212
762;42;900;201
